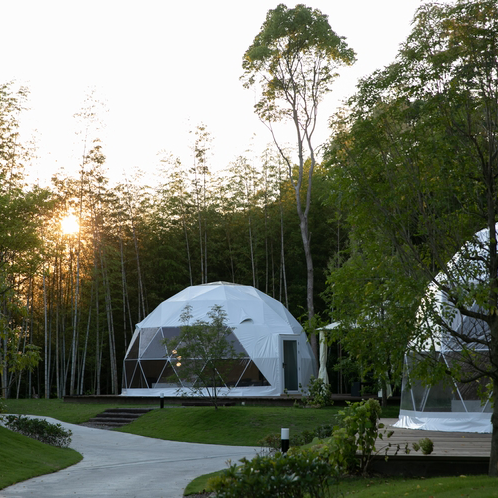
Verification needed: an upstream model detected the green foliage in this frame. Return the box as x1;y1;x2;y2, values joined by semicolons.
418;437;434;455
164;304;242;409
299;376;333;408
208;447;339;498
324;5;498;470
211;398;402;498
311;399;397;476
339;399;382;474
0;324;41;397
242;4;355;124
4;415;72;448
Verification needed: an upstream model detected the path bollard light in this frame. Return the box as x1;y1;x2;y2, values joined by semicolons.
281;428;289;454
160;392;164;409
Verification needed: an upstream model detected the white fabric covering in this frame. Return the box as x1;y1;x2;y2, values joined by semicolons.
395;409;492;433
122;282;317;397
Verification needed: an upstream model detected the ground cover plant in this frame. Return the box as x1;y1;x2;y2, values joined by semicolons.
0;426;82;490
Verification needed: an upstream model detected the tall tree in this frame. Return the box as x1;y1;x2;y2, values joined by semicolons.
0;82;49;398
242;4;355;359
326;0;498;476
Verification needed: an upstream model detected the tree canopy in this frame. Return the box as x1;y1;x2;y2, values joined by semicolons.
325;0;498;475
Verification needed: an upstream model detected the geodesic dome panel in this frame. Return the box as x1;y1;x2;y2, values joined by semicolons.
121;282;316;397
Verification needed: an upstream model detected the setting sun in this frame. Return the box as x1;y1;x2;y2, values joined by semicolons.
61;214;79;235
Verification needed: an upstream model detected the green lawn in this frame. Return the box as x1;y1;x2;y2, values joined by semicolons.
117;404;342;445
2;398;158;424
185;473;497;497
335;475;498;497
0;425;82;490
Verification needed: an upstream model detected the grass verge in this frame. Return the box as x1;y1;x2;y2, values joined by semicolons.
2;398;157;425
185;473;497;497
117;405;343;446
0;426;82;490
335;475;498;497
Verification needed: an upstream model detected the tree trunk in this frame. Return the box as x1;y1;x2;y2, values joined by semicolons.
489;386;498;476
298;209;318;360
280;203;289;310
43;270;49;399
99;248;118;394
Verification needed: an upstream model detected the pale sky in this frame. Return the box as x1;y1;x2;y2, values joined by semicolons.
1;0;436;184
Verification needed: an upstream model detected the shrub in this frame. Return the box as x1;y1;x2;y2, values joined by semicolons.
248;398;407;495
300;376;333;408
208;447;338;498
419;437;434;455
4;415;72;448
340;398;382;474
311;399;398;476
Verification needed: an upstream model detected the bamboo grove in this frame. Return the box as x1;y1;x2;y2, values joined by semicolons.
0;83;344;399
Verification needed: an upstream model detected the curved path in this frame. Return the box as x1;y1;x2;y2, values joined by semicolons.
1;417;260;498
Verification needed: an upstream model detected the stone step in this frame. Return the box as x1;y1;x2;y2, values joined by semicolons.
94;410;151;418
89;416;138;424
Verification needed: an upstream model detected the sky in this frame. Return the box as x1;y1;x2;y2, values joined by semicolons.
1;0;438;185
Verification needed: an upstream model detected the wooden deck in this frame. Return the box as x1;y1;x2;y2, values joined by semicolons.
379;418;491;457
369;419;492;476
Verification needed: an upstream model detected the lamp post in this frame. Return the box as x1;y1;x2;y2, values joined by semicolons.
281;428;289;453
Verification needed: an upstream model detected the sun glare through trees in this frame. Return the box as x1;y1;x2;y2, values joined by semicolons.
61;214;79;235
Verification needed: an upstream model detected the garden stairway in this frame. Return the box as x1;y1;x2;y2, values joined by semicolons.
81;408;154;429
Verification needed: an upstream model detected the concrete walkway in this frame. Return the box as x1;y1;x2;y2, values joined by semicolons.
1;417;260;498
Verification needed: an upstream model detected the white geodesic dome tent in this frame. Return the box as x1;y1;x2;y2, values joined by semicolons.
395;226;495;433
121;282;317;397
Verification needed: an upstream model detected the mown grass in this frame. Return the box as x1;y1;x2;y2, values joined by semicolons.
2;398;157;424
117;405;343;445
185;473;497;497
0;425;82;490
335;475;498;497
